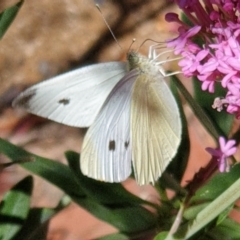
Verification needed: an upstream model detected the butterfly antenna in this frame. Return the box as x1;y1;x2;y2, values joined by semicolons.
96;4;123;51
137;38;162;51
127;38;136;52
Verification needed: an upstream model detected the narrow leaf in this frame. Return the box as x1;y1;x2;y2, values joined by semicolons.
66;151;157;233
97;233;129;240
171;75;219;140
177;175;240;239
66;151;155;207
0;1;24;39
191;163;240;202
0;176;33;240
14;196;71;239
0;138;82;198
193;77;234;136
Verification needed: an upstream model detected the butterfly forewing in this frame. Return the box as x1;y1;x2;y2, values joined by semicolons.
13;62;127;127
130;55;181;185
81;70;138;182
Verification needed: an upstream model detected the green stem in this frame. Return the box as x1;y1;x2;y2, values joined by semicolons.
171;75;220;141
183;176;240;239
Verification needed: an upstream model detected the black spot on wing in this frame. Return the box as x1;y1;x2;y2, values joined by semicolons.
109;140;115;151
124;141;129;149
58;98;70;105
14;89;36;108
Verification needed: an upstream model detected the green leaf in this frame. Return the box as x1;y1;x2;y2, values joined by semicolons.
214;218;240;239
66;151;157;233
193;78;234;137
174;173;240;239
160;165;240;239
75;196;156;234
66;151;154;207
193;217;240;240
0;1;24;39
0;138;82;198
183;203;209;220
0;176;33;240
0;139;157;234
13;208;54;240
154;231;168;240
171;75;219;140
191;163;240;202
14;196;71;239
216;204;233;225
97;233;129;240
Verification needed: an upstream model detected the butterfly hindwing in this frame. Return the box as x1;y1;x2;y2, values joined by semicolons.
81;70;138;182
13;62;127;127
131;71;181;185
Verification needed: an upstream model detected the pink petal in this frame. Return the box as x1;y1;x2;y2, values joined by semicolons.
205;147;222;157
226;147;237;156
219;137;227;150
218;158;226;172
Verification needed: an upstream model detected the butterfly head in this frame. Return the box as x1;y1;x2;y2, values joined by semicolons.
127;51;141;71
127;51;159;75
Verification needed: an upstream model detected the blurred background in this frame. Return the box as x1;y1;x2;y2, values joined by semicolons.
0;1;215;239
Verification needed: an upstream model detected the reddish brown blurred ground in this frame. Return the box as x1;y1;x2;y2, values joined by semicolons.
0;1;239;239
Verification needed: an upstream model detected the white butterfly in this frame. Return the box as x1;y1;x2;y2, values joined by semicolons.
13;46;182;185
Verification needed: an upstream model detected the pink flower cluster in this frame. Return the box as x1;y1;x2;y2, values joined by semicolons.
206;137;237;172
166;0;240;118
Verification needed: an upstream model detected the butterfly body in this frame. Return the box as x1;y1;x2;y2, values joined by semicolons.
13;50;181;185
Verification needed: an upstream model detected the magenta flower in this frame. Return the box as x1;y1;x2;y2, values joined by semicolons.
166;0;240;118
167;26;201;55
206;137;237;172
178;48;209;77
